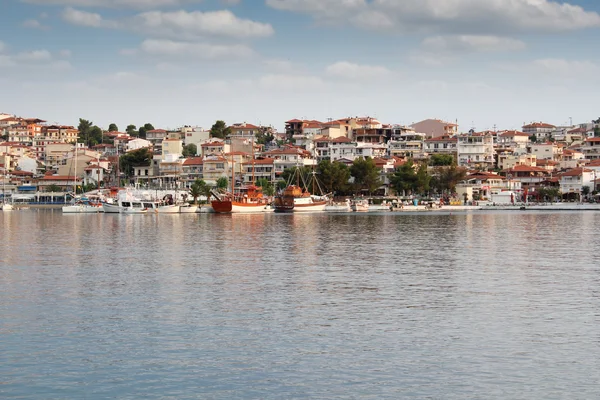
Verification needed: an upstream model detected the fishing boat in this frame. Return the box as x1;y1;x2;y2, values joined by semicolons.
62;199;103;213
120;202;149;214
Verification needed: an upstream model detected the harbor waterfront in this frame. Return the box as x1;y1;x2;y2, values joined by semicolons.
2;210;600;398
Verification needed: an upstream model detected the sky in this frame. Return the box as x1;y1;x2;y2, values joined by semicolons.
1;0;600;132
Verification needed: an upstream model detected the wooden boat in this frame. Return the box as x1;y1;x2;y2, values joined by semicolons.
212;185;273;214
274;185;327;213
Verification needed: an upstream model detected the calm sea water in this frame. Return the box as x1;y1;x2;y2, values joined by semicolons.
1;210;600;399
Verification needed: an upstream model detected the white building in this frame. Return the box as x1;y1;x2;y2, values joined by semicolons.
522;122;555;141
559;168;595;197
457;133;494;168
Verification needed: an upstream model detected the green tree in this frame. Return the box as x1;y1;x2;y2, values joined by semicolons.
89;126;103;146
216;177;228;190
256;126;275;145
317;160;351;195
277;180;287;190
256;178;275;196
415;163;431;195
210;120;232;139
182;143;198;157
138;123;154;139
78;118;92;145
582;185;591;197
594;126;600;138
430;164;467;194
126;124;137;136
429;154;454;166
530;134;537;143
350;157;382;195
389;160;418;195
119;148;152;177
108;123;119;132
189;178;205;205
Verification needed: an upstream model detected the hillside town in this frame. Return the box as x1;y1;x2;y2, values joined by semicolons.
2;111;600;206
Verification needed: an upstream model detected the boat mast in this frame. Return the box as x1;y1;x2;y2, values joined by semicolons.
251;137;255;185
231;152;235;195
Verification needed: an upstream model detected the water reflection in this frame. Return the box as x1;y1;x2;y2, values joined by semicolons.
2;210;600;398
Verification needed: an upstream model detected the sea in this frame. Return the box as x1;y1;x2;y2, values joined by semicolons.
1;210;600;399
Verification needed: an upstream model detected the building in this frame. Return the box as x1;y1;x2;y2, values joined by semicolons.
522;122;556;141
424;135;458;156
229;122;260;139
580;137;600;160
530;142;560;161
410;119;458;139
181;157;204;187
558;168;595;198
242;157;276;184
497;131;530;149
388;132;426;159
456;132;495;168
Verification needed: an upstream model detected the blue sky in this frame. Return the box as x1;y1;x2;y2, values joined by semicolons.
1;0;600;132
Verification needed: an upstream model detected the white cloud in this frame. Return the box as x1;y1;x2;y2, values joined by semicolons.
62;7;117;28
132;10;274;39
22;0;203;8
266;0;600;34
0;48;71;71
0;41;5;53
139;39;255;59
422;35;526;53
326;61;390;80
532;58;598;75
14;50;53;62
22;19;49;30
59;49;72;57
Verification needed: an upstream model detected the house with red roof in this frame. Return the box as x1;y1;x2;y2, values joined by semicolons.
522;122;556;141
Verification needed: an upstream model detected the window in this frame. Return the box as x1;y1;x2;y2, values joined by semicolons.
216;163;224;169
145;169;148;176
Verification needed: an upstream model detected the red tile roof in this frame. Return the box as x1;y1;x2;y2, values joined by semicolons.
183;157;203;166
523;122;555;129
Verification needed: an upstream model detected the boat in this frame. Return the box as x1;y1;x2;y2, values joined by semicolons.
325;199;351;212
179;204;199;213
120;203;149;214
156;194;180;213
274;169;329;213
1;164;13;211
350;198;392;212
62;199;103;213
212;185;273;213
351;198;370;212
211;150;273;214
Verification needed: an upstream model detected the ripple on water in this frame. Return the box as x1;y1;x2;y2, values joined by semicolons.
1;210;600;399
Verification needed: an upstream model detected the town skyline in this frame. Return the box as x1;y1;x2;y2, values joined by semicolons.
2;0;600;131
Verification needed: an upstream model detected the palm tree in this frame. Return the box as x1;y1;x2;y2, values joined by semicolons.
189;179;203;205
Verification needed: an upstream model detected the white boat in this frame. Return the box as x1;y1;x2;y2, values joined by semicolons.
121;205;148;214
156;204;180;214
119;201;150;214
351;199;369;212
1;203;14;211
325;199;351;213
179;204;199;213
62;202;103;213
101;202;120;213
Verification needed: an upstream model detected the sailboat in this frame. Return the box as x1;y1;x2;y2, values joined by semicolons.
62;145;102;213
211;143;273;214
273;167;328;213
1;164;13;211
